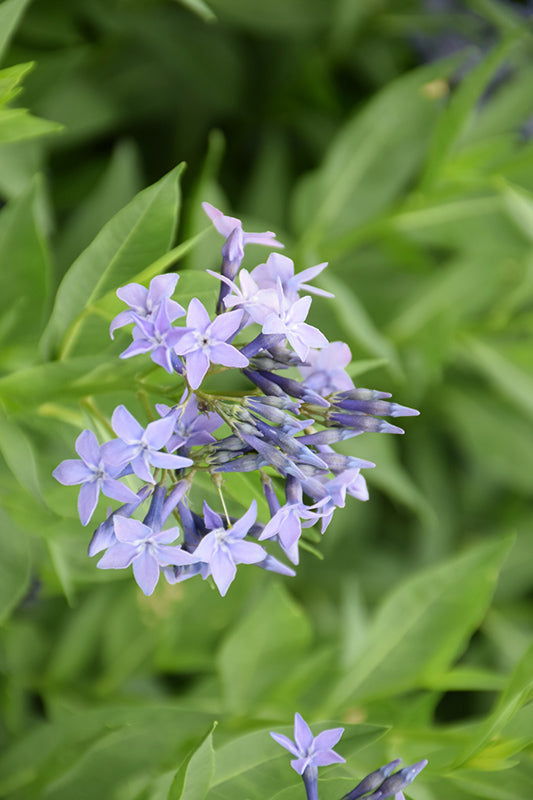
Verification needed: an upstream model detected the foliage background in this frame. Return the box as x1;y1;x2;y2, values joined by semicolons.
0;0;532;798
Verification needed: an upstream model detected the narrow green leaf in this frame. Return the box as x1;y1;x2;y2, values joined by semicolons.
217;582;312;713
420;36;522;187
0;62;33;105
40;164;185;359
0;355;141;410
0;507;30;624
460;337;533;422
168;722;217;800
324;537;513;711
172;0;216;22
320;273;401;379
0;408;41;499
0;0;31;62
55;139;142;272
0;178;52;346
501;182;533;244
292;55;461;248
0;107;62;144
455;641;533;766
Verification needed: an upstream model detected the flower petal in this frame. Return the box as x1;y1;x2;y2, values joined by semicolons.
78;480;100;526
132;550;160;595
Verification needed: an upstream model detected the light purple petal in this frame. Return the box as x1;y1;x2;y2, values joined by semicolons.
228;540;265;564
209;342;248;368
117;283;147;309
185;350;210;390
101;478;139;504
130;454;155;483
203;502;223;530
209;308;243;342
150;524;181;545
78;481;100;526
102;439;138;467
156;544;198;566
144;415;177;450
132;550;160;595
187;297;211;331
230;499;257;538
202;202;241;238
290;757;309;775
297;323;328;349
294;713;314;752
112;405;144;443
210;548;237;596
270;733;300;757
97;543;138;569
110;309;134;338
75;429;101;467
193;532;216;562
148;273;178;305
173;331;198;355
88;519;116;556
53;460;91;485
114;516;151;544
151;345;174;374
312;751;345;767
120;339;154;359
149;451;193;470
313;728;344;750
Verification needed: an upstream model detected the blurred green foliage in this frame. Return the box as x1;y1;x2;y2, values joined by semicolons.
0;0;532;798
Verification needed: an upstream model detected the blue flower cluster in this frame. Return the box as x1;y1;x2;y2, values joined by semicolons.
54;204;418;596
272;714;427;800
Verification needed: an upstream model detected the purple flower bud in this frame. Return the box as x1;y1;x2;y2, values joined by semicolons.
341;759;402;800
296;429;361;446
240;333;285;359
332;393;419;418
214;453;268;472
257;370;330;408
328;411;404;434
364;760;428;800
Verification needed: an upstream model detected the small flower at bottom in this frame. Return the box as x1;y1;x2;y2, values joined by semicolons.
271;712;345;775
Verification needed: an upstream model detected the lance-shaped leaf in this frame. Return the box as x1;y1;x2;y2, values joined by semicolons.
40;163;184;359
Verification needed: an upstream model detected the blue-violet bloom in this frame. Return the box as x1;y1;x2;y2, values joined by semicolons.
53;429;139;526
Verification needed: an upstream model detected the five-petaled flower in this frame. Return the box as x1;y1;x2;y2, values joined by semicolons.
270;712;345;775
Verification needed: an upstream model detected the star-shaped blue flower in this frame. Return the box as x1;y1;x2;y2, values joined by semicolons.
271;712;345;775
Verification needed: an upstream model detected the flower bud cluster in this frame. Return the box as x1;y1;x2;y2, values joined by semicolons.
54;203;418;596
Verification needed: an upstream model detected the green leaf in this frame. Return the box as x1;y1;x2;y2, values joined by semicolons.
0;0;31;63
324;537;513;711
320;273;401;379
0;107;62;145
0;507;30;624
172;0;216;22
460;337;533;423
40;164;185;359
454;641;533;767
420;36;523;187
217;582;312;714
0;407;41;499
501;181;533;244
0;62;33;106
292;56;460;249
55;139;142;273
168;723;217;800
0;178;52;347
0;355;142;410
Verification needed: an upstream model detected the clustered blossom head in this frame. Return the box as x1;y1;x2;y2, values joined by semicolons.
271;713;428;800
54;203;419;596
